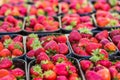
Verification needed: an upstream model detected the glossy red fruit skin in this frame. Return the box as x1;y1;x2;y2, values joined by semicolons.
55;35;67;43
58;43;68;55
33;77;42;80
109;66;118;79
11;68;25;77
0;49;11;57
96;60;112;68
0;58;12;69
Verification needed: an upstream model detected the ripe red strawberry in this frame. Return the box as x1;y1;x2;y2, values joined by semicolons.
58;43;68;55
44;40;59;55
100;38;110;46
12;49;23;57
26;50;35;58
13;35;23;42
69;30;81;43
109;66;118;79
0;42;4;51
90;37;98;43
33;77;42;80
57;76;67;80
34;23;45;31
0;58;12;69
80;60;93;71
112;35;120;44
117;41;120;50
0;48;11;57
86;43;102;54
96;60;112;68
100;49;109;59
11;68;24;78
69;73;80;80
55;35;67;43
30;65;43;77
78;38;90;47
110;29;120;38
29;18;37;27
52;54;67;63
54;63;68;76
26;38;35;50
34;48;45;58
95;30;108;41
41;60;55;71
36;52;50;64
43;70;57;80
1;35;11;42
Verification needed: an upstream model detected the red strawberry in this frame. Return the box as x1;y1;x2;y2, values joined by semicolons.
34;23;44;31
41;60;55;71
26;50;35;58
29;18;37;27
74;48;89;56
12;49;23;57
78;38;90;47
69;30;81;43
100;49;109;59
96;60;112;68
0;48;11;57
100;38;110;46
112;35;120;44
34;48;45;58
55;63;68;76
104;42;117;52
117;41;120;50
80;60;93;71
110;29;120;38
33;77;42;80
11;68;24;78
13;35;23;42
0;42;4;51
55;35;67;43
30;65;43;77
0;58;12;69
36;52;50;64
57;76;68;80
69;73;80;80
58;43;68;55
85;70;103;80
109;66;118;79
43;70;57;80
86;43;102;54
52;54;67;63
44;40;59;55
95;30;108;41
90;37;98;43
1;35;11;42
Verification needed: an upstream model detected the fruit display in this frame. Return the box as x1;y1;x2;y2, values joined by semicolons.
29;0;59;16
0;58;26;80
80;57;120;80
110;29;120;50
68;29;117;57
61;14;94;31
0;3;28;17
26;33;70;59
94;11;120;28
25;15;59;32
0;35;24;58
0;16;23;33
60;0;94;15
28;54;81;80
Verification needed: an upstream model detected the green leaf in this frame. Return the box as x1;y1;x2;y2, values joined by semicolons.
3;39;13;48
107;19;118;27
70;21;77;26
79;27;93;35
5;9;11;16
14;43;23;52
18;21;23;29
28;34;38;38
65;25;73;30
31;38;42;50
109;0;117;6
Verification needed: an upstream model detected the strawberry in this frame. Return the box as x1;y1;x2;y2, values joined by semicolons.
26;50;35;58
104;42;117;52
96;60;112;68
13;35;23;42
1;35;11;43
34;23;45;31
117;41;120;50
36;52;50;64
12;49;23;57
90;37;98;43
78;38;90;47
44;40;59;55
95;30;109;41
58;43;68;55
43;70;57;80
54;63;68;76
109;66;118;79
34;48;45;58
86;43;102;54
52;54;67;64
110;29;120;38
69;73;80;80
112;35;120;44
33;77;42;80
57;76;68;80
69;30;81;43
85;70;103;80
80;60;93;72
100;38;110;46
11;68;24;78
0;42;4;51
0;69;9;78
75;48;89;56
0;58;12;69
55;35;67;43
41;60;55;71
29;18;37;27
30;65;43;77
0;48;11;57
